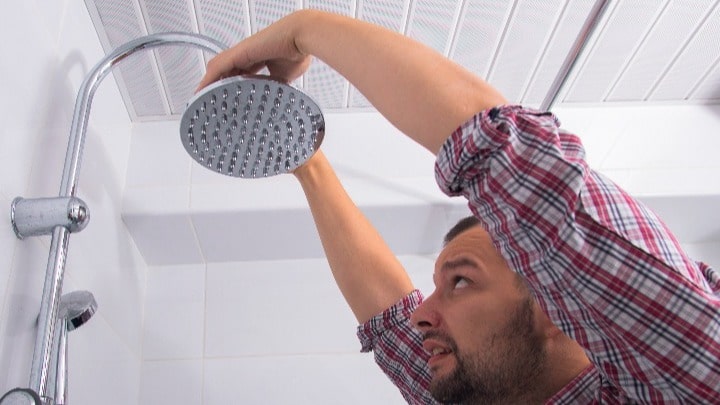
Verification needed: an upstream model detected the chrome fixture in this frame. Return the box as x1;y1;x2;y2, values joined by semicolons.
50;291;98;405
181;75;325;178
5;32;226;404
540;0;611;111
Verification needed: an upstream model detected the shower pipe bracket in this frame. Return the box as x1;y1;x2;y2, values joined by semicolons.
3;32;226;404
11;197;90;240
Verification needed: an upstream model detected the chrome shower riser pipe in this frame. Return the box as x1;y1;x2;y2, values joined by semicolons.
539;0;611;111
25;32;225;400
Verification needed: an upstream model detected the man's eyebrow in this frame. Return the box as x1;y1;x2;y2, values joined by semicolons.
440;257;481;273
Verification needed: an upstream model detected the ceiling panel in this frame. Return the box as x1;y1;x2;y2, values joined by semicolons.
607;0;715;102
406;0;461;54
86;0;168;118
649;0;720;101
522;0;596;103
85;0;720;122
487;0;565;102
692;61;720;100
349;0;411;108
303;0;355;108
564;0;667;102
450;0;512;80
142;0;206;114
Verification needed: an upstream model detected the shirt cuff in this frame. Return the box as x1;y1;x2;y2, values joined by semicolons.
356;290;424;353
434;105;556;196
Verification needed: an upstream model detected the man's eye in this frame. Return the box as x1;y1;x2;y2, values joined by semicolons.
453;276;469;289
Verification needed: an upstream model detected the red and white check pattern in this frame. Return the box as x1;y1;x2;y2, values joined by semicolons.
358;106;719;404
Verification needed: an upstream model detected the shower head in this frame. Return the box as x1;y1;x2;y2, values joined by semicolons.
180;75;325;178
58;291;97;331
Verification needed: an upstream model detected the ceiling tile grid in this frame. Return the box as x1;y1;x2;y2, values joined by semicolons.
85;0;720;122
486;0;565;103
521;0;596;103
649;0;720;101
606;0;716;102
349;0;411;108
564;0;668;103
142;0;206;114
86;0;168;118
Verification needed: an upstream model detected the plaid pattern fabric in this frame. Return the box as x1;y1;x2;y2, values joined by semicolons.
358;106;720;404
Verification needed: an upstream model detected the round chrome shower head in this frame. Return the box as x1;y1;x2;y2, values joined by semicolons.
180;75;325;178
58;290;97;331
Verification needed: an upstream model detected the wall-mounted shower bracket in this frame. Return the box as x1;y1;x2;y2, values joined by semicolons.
1;32;226;403
11;197;90;239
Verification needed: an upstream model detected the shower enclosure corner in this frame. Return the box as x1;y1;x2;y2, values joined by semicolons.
2;32;225;405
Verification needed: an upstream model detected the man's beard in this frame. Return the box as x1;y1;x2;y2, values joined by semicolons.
428;298;546;404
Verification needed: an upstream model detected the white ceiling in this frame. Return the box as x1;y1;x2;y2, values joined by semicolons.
79;0;720;266
85;0;720;122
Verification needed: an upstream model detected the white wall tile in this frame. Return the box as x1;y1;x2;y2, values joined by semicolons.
0;237;48;391
123;186;204;265
205;259;358;357
66;314;141;405
143;264;206;360
127;121;193;188
139;359;203;405
190;208;325;262
32;0;71;46
0;1;58;199
203;354;405;405
123;214;204;265
0;192;19;330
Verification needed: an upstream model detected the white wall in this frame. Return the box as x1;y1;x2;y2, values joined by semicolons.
138;256;436;404
0;1;146;403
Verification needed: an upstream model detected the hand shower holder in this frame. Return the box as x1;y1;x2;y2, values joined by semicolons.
3;32;227;404
11;197;90;240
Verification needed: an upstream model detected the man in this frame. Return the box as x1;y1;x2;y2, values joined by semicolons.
199;10;720;404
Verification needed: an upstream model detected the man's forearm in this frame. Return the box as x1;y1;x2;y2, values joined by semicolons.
294;152;414;323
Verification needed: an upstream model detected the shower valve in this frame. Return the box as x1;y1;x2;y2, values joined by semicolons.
10;196;90;239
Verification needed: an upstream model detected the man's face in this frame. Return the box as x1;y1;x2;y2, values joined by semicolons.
410;225;547;404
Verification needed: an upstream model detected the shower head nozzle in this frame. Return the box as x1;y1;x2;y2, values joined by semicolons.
180;75;325;178
58;290;97;331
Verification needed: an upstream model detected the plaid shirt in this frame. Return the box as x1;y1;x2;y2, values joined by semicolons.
357;106;720;404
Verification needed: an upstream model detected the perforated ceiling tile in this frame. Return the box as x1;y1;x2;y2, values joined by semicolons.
521;0;595;105
87;0;167;118
487;0;564;103
608;0;715;102
350;0;411;108
650;2;720;101
450;0;512;79
142;0;206;114
304;61;349;109
251;0;298;32
406;0;461;54
691;62;720;101
358;0;408;31
565;0;666;103
84;0;720;123
196;0;249;52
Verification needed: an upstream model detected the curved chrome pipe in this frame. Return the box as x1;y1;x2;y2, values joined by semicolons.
29;32;226;399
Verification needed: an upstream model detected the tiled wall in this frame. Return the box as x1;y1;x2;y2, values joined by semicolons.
139;256;438;404
0;1;146;403
2;2;718;404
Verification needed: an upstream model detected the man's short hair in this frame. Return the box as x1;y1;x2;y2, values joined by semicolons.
443;215;480;246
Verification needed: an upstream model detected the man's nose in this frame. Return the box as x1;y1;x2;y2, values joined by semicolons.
410;292;440;331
